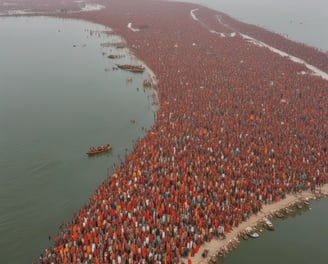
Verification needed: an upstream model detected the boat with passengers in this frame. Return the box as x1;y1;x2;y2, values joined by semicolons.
86;144;112;156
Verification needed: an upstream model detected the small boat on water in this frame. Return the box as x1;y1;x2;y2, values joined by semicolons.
248;232;260;238
246;227;260;238
263;217;274;230
86;144;112;156
107;54;125;59
116;64;145;73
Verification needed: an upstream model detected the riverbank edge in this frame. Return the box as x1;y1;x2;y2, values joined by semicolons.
186;185;328;264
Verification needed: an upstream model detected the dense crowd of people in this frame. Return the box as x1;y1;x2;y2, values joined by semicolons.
35;0;328;263
222;14;328;73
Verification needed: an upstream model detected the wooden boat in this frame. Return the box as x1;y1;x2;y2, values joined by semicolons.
114;43;126;49
107;54;124;59
86;144;112;156
116;64;145;73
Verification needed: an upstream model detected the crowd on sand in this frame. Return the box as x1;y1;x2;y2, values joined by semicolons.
221;13;328;73
34;0;328;263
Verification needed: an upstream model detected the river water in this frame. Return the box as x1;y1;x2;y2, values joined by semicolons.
0;16;156;264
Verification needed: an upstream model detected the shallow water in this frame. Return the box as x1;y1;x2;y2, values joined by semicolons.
0;16;156;264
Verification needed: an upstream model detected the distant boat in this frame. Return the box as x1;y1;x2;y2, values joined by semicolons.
248;232;260;238
246;227;260;238
263;217;274;231
116;64;145;73
107;54;125;59
86;144;112;156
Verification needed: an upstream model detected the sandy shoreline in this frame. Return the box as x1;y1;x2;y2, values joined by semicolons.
187;185;328;264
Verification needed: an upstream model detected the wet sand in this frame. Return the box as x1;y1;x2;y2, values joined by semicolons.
2;1;328;263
